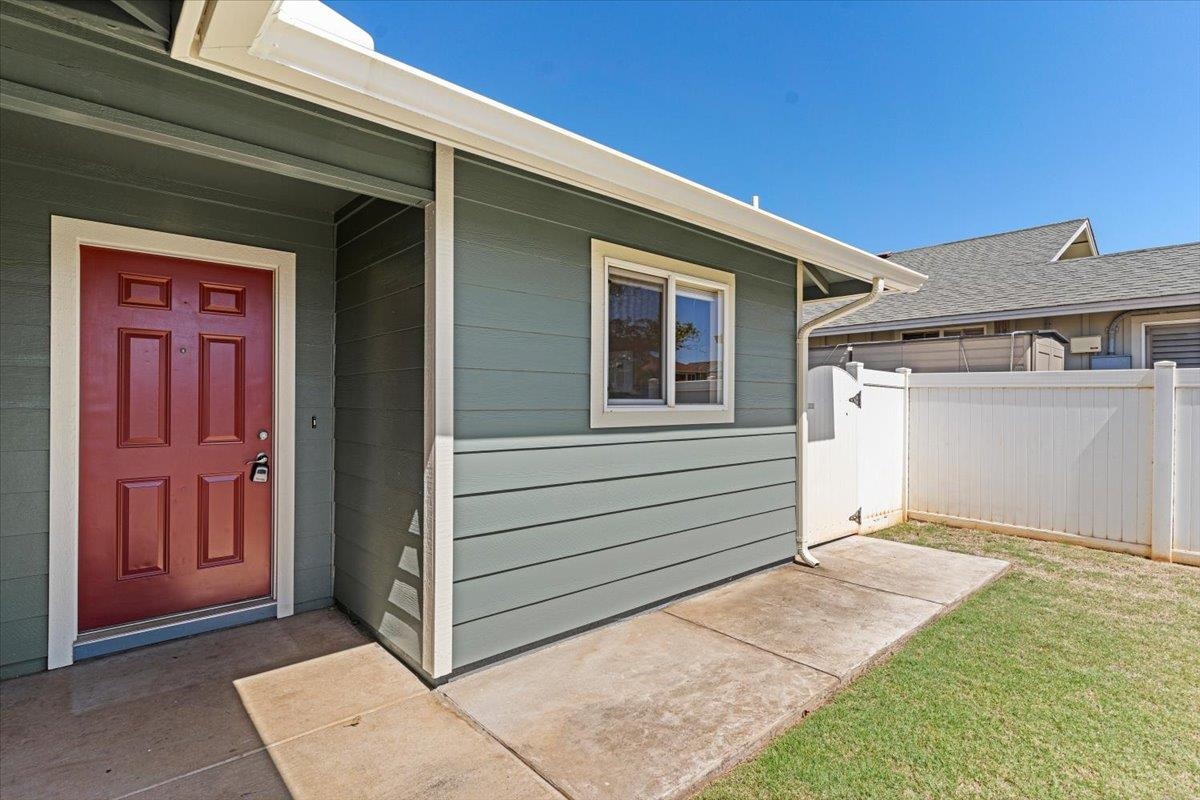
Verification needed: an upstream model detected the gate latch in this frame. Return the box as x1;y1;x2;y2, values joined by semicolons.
848;507;862;524
848;391;862;408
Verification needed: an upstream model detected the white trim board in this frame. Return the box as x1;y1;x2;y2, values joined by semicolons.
48;216;297;669
421;144;455;678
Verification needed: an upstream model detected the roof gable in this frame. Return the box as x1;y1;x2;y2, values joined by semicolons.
807;221;1199;332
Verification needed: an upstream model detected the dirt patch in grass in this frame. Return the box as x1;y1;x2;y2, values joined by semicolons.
696;523;1200;800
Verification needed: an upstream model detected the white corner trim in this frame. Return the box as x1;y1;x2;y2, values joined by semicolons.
172;0;926;294
422;144;455;678
590;240;736;429
47;216;296;669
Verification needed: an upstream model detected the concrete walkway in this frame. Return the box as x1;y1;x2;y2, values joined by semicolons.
0;536;1007;800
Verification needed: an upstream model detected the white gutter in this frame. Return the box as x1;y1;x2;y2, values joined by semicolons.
172;0;926;293
795;278;885;567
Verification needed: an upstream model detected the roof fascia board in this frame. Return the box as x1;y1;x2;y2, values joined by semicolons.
819;293;1200;335
174;0;926;292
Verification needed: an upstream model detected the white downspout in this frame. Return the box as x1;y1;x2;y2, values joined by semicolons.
795;277;886;567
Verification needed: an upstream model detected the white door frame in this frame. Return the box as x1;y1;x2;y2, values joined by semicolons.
47;216;297;669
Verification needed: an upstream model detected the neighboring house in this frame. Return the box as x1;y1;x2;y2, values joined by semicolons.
0;1;924;683
809;219;1200;371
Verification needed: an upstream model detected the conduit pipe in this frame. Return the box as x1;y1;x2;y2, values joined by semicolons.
795;277;886;567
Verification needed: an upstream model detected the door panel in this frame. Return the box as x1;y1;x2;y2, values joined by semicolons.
79;246;274;632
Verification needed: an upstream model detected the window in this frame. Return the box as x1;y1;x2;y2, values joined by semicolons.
901;325;986;341
591;240;735;427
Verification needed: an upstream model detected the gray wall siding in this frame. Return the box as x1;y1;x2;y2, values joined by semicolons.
333;199;426;669
451;156;798;669
0;11;433;678
0;120;337;677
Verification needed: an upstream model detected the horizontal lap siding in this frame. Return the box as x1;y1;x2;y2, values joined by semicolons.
451;156;797;669
0;14;435;677
0;138;338;677
333;200;426;668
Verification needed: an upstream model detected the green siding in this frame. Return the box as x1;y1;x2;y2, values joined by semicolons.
333;199;426;671
0;112;340;674
0;9;434;676
451;155;798;669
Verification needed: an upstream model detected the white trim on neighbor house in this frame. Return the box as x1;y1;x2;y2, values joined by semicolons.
47;217;297;669
590;240;736;428
1050;220;1098;262
170;0;926;295
1129;310;1200;369
820;293;1200;337
421;144;455;678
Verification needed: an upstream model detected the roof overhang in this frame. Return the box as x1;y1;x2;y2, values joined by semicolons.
172;0;926;294
818;293;1200;335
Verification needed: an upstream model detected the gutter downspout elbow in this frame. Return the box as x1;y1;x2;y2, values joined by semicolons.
795;278;886;567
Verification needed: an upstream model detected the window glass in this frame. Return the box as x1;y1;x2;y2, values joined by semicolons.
607;271;665;402
675;285;722;404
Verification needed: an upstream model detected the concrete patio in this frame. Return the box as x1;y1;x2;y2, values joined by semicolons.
0;536;1008;800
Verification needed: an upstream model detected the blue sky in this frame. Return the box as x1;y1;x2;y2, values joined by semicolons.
329;1;1200;255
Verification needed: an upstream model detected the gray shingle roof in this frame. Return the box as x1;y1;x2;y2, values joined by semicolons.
807;220;1200;330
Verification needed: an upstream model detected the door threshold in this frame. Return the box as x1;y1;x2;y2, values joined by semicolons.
74;598;276;662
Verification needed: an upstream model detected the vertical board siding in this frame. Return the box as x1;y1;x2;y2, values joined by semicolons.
333;200;426;667
907;373;1156;547
1175;385;1200;555
451;155;798;669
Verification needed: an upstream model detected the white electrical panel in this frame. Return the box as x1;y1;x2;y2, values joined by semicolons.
1070;335;1102;354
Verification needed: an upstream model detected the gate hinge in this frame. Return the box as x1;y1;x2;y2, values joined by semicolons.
849;507;862;524
848;391;862;408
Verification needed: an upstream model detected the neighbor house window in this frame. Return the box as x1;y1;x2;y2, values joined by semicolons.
591;240;735;427
901;325;986;341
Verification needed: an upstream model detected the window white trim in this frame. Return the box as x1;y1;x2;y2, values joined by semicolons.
590;240;735;428
48;217;296;669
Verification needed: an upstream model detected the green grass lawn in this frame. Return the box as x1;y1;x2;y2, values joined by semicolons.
697;523;1200;800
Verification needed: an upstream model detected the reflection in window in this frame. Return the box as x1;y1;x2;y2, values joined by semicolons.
607;271;664;402
675;286;722;404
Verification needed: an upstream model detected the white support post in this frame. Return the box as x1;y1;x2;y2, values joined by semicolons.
896;367;912;521
1151;360;1177;562
422;144;455;677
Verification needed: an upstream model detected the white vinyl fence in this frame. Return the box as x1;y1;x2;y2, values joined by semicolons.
808;361;1199;564
805;365;907;543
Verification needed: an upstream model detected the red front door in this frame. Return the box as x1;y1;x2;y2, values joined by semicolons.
79;246;274;631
